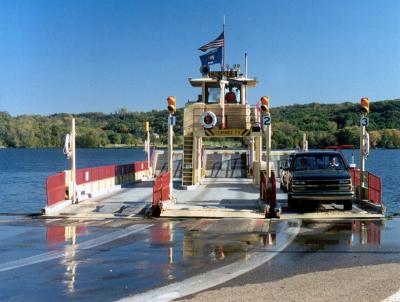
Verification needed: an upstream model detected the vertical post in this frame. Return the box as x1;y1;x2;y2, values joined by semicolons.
253;136;261;185
168;114;173;200
166;96;176;199
359;97;370;188
360;123;366;187
145;121;151;175
197;137;202;183
192;136;197;185
266;123;271;178
260;96;270;177
147;130;150;173
71;118;77;204
259;135;263;182
220;81;226;129
303;133;308;152
244;53;248;78
222;16;226;71
244;53;248;104
250;136;254;174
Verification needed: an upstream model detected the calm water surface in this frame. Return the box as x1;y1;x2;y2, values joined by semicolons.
0;148;146;214
0;148;399;214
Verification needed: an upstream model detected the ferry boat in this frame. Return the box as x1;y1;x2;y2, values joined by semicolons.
43;62;385;221
42;25;384;220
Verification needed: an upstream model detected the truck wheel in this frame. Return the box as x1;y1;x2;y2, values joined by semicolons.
343;200;352;211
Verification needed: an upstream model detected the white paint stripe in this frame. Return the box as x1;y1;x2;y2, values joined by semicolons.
118;220;301;302
0;224;151;272
382;290;400;302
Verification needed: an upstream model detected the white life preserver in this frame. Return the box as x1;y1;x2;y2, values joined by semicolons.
200;111;217;129
63;133;72;159
363;132;370;158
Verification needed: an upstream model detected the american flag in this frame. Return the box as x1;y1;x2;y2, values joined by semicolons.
198;31;224;52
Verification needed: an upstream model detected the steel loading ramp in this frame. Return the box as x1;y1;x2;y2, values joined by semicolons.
160;178;265;218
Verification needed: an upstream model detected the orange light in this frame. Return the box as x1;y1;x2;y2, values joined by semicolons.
144;121;149;132
167;96;176;114
360;97;369;115
260;96;270;112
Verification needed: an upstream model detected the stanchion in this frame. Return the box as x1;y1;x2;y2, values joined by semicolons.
71;118;77;204
166;96;176;201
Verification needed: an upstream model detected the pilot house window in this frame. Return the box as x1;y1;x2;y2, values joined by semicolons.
205;87;220;104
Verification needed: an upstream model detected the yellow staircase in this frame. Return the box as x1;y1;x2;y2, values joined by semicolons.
182;135;193;186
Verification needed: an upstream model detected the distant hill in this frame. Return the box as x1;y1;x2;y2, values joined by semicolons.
0;99;399;149
271;99;400;148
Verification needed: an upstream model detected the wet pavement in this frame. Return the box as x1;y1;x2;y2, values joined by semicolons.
0;216;399;301
0;216;278;301
179;218;400;302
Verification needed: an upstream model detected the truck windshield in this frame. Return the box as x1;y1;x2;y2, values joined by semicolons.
293;154;345;171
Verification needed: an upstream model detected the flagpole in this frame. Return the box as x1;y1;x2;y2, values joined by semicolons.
222;16;225;71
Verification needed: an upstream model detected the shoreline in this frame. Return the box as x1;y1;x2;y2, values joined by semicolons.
1;146;400;150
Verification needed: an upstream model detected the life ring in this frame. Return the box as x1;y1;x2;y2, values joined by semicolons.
200;111;217;129
63;133;72;159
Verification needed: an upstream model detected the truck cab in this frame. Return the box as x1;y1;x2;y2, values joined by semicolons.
286;151;354;210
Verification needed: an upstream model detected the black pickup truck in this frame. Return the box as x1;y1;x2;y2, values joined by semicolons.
285;151;354;210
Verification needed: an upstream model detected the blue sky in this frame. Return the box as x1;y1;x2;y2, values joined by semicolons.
0;0;399;115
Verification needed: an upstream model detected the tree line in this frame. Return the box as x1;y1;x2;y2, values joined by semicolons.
0;99;399;149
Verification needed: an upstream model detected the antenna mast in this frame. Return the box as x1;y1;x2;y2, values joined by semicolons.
222;16;226;71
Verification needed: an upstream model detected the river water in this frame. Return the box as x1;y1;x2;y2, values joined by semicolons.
0;148;399;215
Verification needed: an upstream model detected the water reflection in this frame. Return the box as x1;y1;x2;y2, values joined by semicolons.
352;220;382;245
183;227;277;262
300;220;383;247
46;224;87;294
151;222;175;280
260;233;277;246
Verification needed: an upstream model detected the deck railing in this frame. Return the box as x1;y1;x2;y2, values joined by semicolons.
45;161;149;209
350;168;382;205
152;172;170;214
46;172;66;206
260;170;277;207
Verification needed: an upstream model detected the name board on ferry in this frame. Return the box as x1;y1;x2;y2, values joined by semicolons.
208;70;238;79
204;128;251;137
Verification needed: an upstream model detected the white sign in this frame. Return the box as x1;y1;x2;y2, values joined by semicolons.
360;116;369;127
168;115;176;126
262;114;271;129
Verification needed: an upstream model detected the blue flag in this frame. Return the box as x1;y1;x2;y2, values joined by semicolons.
200;47;222;66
